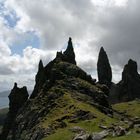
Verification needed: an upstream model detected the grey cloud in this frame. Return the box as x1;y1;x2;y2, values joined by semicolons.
2;0;140;91
92;0;140;70
13;0;96;50
0;65;14;75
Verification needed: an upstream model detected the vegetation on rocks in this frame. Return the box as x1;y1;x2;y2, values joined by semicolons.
0;38;140;140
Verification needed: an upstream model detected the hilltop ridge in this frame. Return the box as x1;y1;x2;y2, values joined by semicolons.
0;38;140;140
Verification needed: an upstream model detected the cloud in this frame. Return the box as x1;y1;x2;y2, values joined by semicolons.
5;0;97;49
92;0;140;67
0;0;140;91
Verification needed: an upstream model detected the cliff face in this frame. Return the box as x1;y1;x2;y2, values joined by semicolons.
97;47;112;88
1;38;112;140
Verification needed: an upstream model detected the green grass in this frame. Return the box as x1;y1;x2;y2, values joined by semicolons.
107;133;140;140
41;97;140;140
41;91;117;140
40;78;140;140
42;129;74;140
113;99;140;118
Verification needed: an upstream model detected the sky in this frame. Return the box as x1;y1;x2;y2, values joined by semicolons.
0;0;140;91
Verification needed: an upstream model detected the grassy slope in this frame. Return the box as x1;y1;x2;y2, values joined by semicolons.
110;100;140;140
41;96;140;140
41;90;117;140
113;99;140;118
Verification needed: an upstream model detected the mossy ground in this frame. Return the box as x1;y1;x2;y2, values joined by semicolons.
41;94;140;140
41;89;116;140
113;99;140;118
107;133;140;140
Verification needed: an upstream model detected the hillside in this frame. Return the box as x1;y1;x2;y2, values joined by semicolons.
0;38;140;140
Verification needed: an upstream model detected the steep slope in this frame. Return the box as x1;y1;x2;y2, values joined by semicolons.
10;77;112;140
1;38;140;140
1;38;113;140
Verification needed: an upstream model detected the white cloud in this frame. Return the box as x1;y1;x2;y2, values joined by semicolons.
0;0;140;91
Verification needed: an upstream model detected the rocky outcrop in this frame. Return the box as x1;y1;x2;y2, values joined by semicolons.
97;47;112;88
73;130;109;140
30;38;76;99
2;38;111;140
117;59;140;101
0;83;29;140
30;60;46;99
109;59;140;103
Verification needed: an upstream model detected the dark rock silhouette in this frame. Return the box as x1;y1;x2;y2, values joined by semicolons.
117;59;140;101
54;37;76;65
109;59;140;103
97;47;112;88
30;38;96;99
3;38;112;140
9;83;28;112
0;83;29;140
63;37;76;65
30;60;46;99
43;38;96;86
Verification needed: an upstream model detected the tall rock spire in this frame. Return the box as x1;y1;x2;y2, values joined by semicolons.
63;37;76;65
97;47;112;87
30;60;46;99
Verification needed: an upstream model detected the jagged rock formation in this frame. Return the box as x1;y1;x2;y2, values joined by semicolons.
0;83;29;140
97;47;112;88
2;38;112;140
30;60;45;99
117;59;140;101
109;59;140;103
63;37;76;65
30;37;95;99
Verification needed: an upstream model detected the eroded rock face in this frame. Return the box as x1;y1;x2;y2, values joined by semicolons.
117;59;140;101
97;47;112;88
0;83;29;140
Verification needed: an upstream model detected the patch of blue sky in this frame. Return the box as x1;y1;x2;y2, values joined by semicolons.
0;0;19;28
11;31;40;55
4;10;20;28
0;1;5;15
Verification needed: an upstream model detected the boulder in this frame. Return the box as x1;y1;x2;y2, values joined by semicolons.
73;130;109;140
